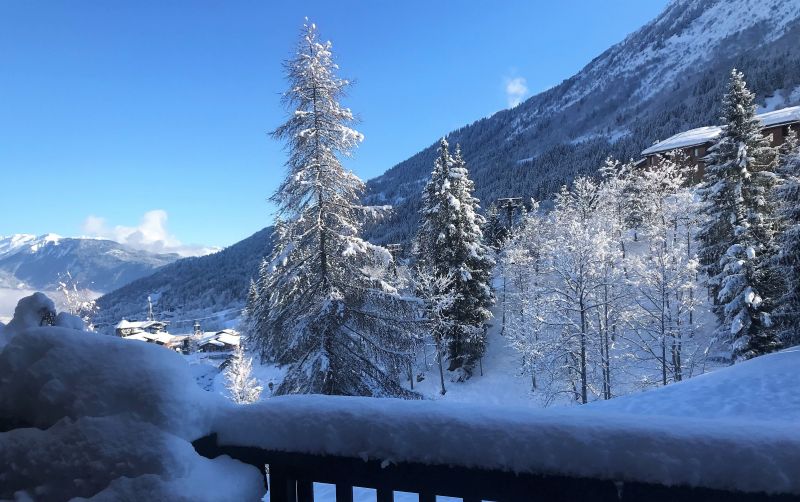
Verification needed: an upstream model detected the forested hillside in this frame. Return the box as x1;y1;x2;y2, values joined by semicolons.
94;227;272;331
364;0;800;245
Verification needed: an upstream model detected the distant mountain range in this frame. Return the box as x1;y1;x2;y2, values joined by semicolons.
91;0;800;326
0;234;180;293
93;227;273;333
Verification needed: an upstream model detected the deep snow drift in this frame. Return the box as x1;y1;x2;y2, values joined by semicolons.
2;293;799;500
0;294;263;501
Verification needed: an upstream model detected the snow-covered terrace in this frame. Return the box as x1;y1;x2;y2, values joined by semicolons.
642;105;800;156
1;294;798;500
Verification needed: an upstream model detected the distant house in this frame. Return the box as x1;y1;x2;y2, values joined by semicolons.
196;329;241;353
117;318;189;351
641;105;800;182
123;331;187;351
115;319;169;337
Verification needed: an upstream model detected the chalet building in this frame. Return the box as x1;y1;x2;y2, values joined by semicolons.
641;105;800;182
197;329;240;353
119;318;241;354
117;319;190;351
115;319;169;337
123;331;187;351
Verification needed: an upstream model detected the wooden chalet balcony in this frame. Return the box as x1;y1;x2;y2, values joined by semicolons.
191;395;798;502
192;432;794;501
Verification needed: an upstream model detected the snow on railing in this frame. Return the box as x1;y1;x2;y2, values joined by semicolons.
194;395;800;501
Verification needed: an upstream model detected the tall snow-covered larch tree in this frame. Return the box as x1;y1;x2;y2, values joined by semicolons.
252;21;417;397
416;139;494;377
697;69;782;361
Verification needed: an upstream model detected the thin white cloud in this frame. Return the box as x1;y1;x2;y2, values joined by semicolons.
505;76;529;108
81;210;218;257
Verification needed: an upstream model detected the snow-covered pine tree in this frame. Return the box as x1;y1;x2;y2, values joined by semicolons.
448;145;495;370
225;343;263;404
774;133;800;345
697;69;782;361
415;140;494;377
253;21;417;397
242;278;260;339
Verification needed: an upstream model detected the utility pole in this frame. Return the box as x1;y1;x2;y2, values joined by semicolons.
495;197;523;231
494;197;522;334
147;295;154;322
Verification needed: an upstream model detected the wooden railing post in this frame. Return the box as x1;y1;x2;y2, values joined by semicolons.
268;465;291;502
376;487;393;502
296;480;314;502
335;484;353;502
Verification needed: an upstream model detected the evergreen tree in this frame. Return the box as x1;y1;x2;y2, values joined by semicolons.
242;277;260;340
416;139;494;376
225;344;263;404
774;134;800;344
252;21;417;397
697;69;781;360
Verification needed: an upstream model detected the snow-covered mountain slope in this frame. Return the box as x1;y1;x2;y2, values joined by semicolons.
94;227;273;332
0;234;179;292
364;0;800;244
92;0;800;325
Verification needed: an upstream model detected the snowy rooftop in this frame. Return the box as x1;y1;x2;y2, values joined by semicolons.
215;332;240;347
642;105;800;156
123;331;184;346
115;319;166;330
193;330;240;347
641;126;722;155
758;105;800;127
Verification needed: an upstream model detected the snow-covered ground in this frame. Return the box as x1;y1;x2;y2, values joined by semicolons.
409;314;540;407
215;349;800;496
2;292;799;500
185;351;286;400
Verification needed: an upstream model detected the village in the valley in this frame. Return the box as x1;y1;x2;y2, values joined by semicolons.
114;296;241;356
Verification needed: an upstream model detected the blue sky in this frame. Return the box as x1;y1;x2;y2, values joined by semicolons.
0;0;668;253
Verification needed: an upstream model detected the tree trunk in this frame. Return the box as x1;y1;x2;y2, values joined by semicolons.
435;336;447;396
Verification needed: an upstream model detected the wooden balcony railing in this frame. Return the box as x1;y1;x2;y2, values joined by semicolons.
191;432;795;502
